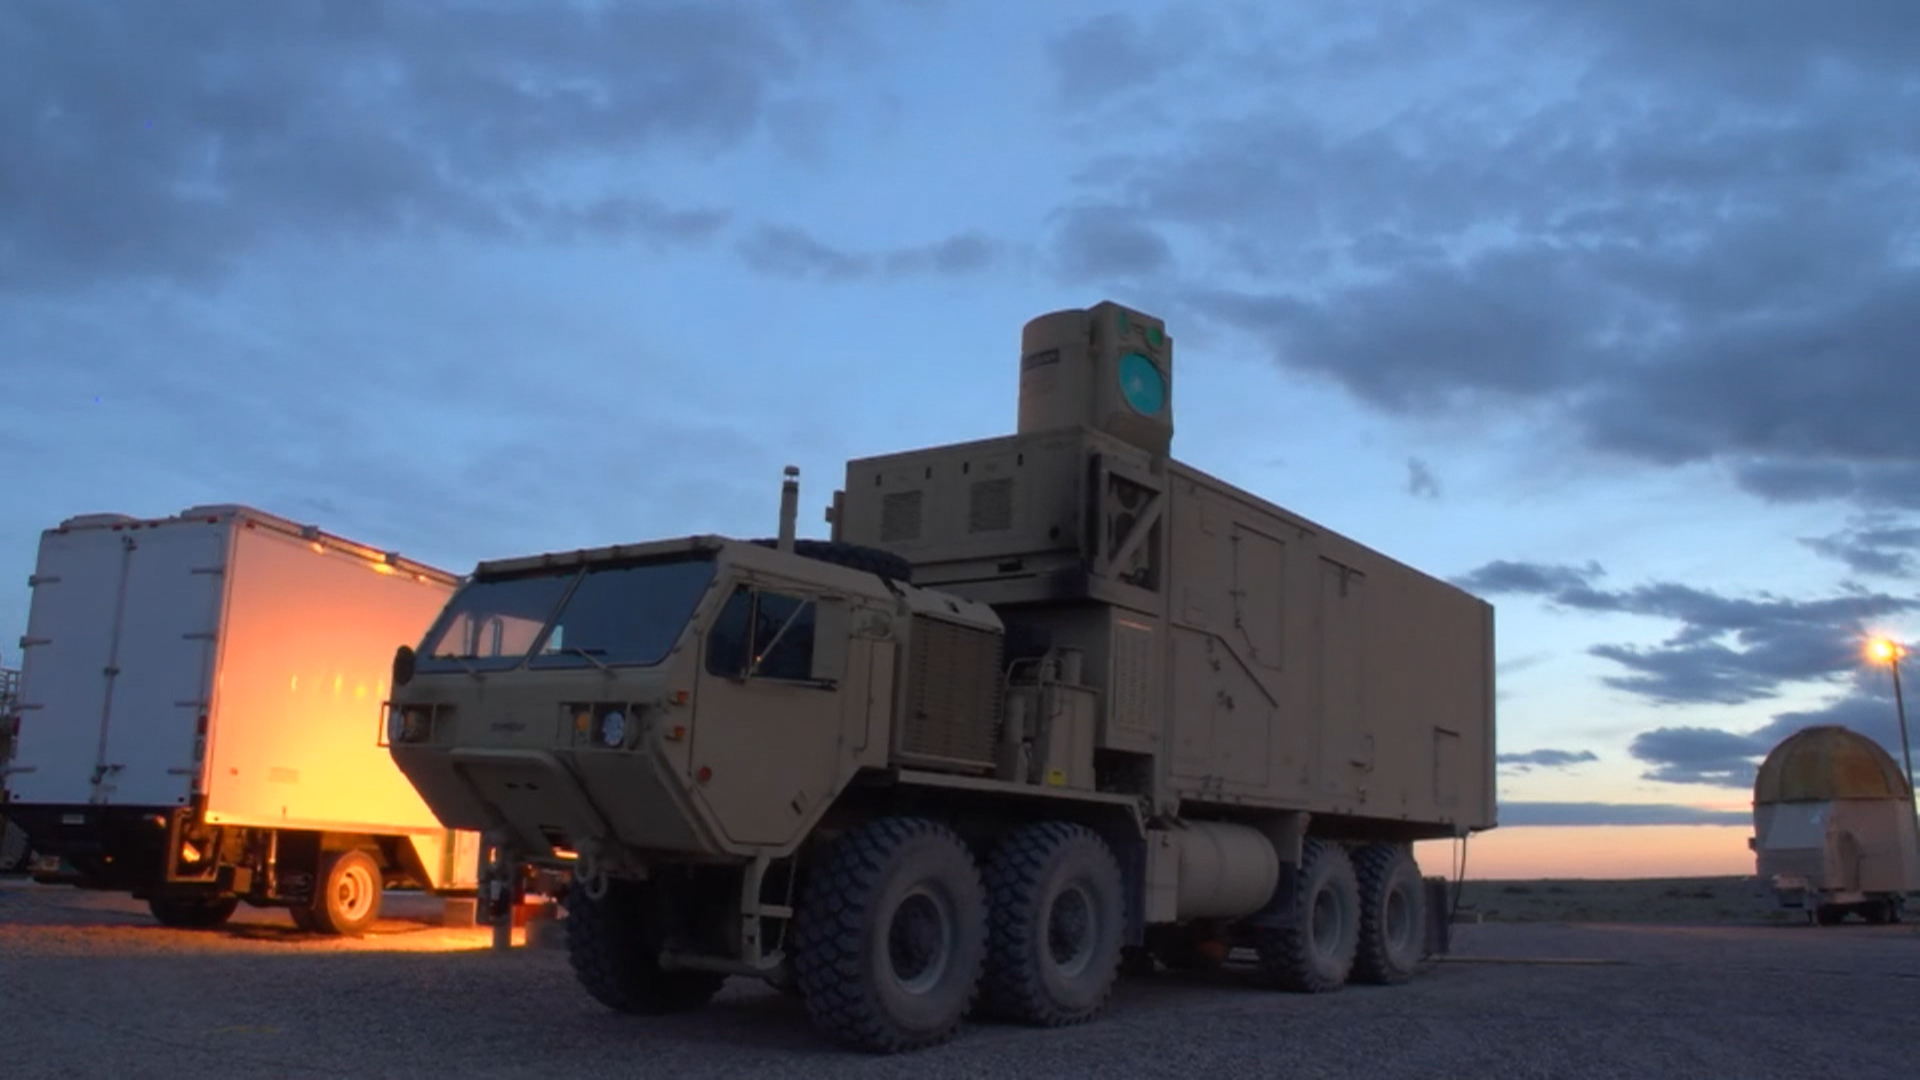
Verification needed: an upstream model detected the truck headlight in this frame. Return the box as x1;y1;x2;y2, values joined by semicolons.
387;704;432;744
599;710;626;747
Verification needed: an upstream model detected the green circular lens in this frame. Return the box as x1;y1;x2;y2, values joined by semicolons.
1118;352;1166;416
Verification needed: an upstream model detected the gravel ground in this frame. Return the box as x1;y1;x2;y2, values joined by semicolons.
3;878;1916;1080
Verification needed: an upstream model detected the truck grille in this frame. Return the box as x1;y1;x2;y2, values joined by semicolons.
898;616;1003;772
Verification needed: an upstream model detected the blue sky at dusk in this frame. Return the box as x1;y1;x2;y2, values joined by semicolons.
4;0;1918;862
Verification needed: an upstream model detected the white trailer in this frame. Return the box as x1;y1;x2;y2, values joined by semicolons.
2;504;482;933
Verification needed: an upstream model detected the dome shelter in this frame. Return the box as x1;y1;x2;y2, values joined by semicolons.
1754;724;1912;805
1750;724;1919;926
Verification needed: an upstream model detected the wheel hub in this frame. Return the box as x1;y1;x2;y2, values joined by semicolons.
1047;882;1097;977
887;886;956;994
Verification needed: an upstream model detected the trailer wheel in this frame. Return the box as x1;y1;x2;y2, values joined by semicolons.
563;879;727;1014
979;821;1126;1027
1350;843;1425;985
1254;837;1359;993
1815;904;1846;926
147;894;240;929
792;816;987;1054
305;849;383;936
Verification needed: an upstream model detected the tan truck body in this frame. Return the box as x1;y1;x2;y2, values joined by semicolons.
388;301;1497;1053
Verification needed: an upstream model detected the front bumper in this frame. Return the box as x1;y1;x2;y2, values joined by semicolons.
397;744;715;865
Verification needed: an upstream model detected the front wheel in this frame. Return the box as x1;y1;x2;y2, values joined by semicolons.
792;817;988;1054
564;879;727;1014
979;821;1127;1027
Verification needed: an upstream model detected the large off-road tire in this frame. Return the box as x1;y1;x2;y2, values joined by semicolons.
1350;843;1426;985
1253;837;1360;993
564;879;727;1014
791;817;988;1054
304;849;384;937
749;538;913;584
978;821;1126;1027
148;894;240;929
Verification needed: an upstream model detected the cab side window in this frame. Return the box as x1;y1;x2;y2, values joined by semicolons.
704;585;817;682
705;587;754;677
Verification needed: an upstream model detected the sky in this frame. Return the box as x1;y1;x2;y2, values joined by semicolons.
4;0;1919;878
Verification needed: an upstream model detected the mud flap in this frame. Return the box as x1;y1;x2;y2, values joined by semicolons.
1422;876;1453;958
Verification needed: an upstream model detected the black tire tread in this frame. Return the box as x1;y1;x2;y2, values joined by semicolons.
563;881;726;1014
1350;842;1422;985
1253;837;1357;994
979;821;1125;1026
792;816;985;1054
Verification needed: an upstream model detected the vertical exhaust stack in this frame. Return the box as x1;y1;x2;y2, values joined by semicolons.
777;466;800;553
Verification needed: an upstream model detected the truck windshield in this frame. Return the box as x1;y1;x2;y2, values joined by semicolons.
527;557;717;670
416;554;717;673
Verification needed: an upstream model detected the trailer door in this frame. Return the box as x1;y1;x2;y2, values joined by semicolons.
10;521;227;808
9;529;125;805
98;521;228;806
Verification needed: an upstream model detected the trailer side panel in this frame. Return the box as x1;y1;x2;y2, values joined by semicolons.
201;517;458;839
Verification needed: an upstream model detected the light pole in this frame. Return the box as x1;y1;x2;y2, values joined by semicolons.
1867;638;1919;861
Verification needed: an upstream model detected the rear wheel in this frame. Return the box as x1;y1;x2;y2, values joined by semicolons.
1254;838;1359;993
979;821;1126;1027
564;879;728;1014
303;849;384;936
148;894;240;929
792;816;987;1053
1350;843;1426;985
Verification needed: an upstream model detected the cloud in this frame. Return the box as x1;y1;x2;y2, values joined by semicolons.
1496;651;1551;675
1044;9;1215;109
735;225;1001;281
1629;659;1918;789
1453;560;1604;597
1042;2;1920;514
1457;559;1920;705
1050;206;1175;281
1626;727;1765;789
1498;801;1750;827
1497;749;1600;770
1799;516;1920;578
1;0;867;295
1405;456;1441;499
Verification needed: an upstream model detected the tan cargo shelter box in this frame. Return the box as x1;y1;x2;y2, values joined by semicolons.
831;306;1496;833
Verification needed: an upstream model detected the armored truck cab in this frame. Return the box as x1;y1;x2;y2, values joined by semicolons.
386;301;1497;1055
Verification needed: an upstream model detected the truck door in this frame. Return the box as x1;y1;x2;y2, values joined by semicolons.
690;581;846;847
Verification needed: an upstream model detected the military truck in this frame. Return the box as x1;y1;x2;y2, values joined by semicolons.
386;301;1497;1053
3;505;484;933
